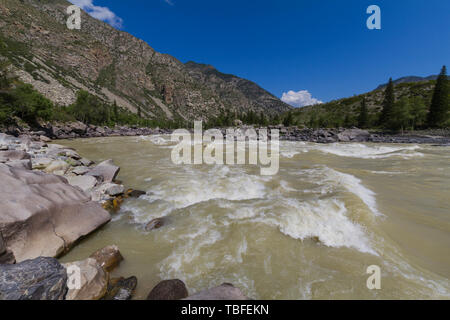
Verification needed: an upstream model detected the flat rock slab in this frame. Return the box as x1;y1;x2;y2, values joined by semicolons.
0;164;111;262
66;175;98;192
86;159;120;183
0;257;67;300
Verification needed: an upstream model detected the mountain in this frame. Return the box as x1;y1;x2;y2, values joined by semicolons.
0;0;291;122
375;75;448;90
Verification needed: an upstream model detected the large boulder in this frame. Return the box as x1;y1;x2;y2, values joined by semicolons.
184;283;250;300
0;150;31;161
0;164;111;262
147;279;189;300
63;258;108;300
0;257;67;300
5;159;32;170
86;159;120;183
338;129;370;142
89;245;123;272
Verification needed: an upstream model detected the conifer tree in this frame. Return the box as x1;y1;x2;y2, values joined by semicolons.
380;78;395;127
358;98;369;128
427;66;449;127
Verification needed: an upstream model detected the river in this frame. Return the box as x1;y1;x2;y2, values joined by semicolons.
60;136;450;299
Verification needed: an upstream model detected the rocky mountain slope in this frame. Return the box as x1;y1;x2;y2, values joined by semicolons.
375;75;449;90
0;0;291;122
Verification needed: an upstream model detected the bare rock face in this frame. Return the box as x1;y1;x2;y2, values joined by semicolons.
0;257;67;300
63;258;108;300
184;283;250;300
147;279;189;300
86;159;120;183
89;245;123;272
0;164;111;262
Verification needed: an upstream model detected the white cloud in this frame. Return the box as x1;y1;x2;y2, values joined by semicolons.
281;90;323;108
69;0;123;28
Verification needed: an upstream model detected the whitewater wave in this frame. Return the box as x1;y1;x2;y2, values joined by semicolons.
311;143;423;159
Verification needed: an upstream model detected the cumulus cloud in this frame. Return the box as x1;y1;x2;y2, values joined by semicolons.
69;0;123;28
281;90;323;108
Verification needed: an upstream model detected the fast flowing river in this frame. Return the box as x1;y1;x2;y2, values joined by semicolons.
60;136;450;299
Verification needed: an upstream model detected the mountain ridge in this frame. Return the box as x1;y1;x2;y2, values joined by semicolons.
0;0;291;122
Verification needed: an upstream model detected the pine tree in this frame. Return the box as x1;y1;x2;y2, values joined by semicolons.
137;106;142;118
389;96;412;133
358;98;369;128
380;78;395;127
427;66;449;127
410;96;427;129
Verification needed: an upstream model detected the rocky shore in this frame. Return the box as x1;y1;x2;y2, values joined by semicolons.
2;122;449;145
0;131;249;300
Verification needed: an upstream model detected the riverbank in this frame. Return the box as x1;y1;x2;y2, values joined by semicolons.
2;122;449;145
0;132;249;300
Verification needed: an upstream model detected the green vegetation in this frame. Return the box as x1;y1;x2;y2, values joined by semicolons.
286;66;449;132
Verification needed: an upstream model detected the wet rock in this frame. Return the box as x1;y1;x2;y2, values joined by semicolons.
86;159;120;183
126;189;146;198
63;258;108;300
103;276;137;300
0;164;111;262
0;232;15;264
103;183;125;196
184;283;250;300
89;245;123;272
147;279;189;300
0;257;67;300
145;218;164;231
66;175;98;192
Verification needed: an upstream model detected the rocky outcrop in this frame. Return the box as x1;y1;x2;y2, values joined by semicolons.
147;279;189;300
0;163;111;262
63;258;108;300
89;245;123;272
0;257;67;300
184;283;250;300
86;159;120;183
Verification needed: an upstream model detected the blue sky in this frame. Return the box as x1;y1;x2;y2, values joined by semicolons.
70;0;450;106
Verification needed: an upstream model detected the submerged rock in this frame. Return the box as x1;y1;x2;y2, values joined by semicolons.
147;279;189;300
89;245;123;272
63;258;108;300
103;276;137;300
0;257;67;300
145;218;165;231
126;189;146;198
184;283;250;300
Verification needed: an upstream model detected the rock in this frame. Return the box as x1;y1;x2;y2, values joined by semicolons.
126;189;146;198
0;232;15;265
0;145;8;151
0;257;67;300
0;164;111;262
63;258;108;300
86;159;120;183
147;279;189;300
103;276;137;300
0;150;31;160
89;245;123;272
71;166;90;175
95;183;125;196
31;157;53;170
80;158;94;167
44;160;70;174
0;232;5;254
66;175;98;192
338;128;370;142
40;135;52;143
5;159;32;170
145;218;164;231
184;283;250;300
